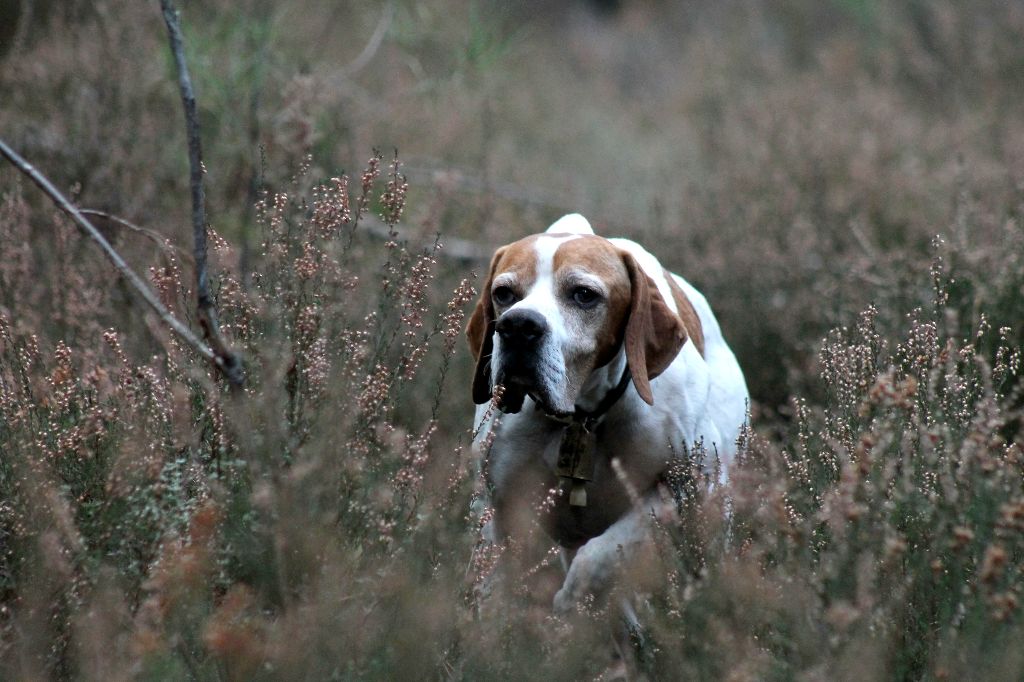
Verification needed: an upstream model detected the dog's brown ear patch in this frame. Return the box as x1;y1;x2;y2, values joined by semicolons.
663;269;705;358
466;248;505;404
622;253;687;405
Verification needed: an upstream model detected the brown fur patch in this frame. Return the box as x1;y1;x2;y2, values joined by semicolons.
552;236;632;368
663;270;705;357
491;235;540;294
622;255;687;405
465;235;542;404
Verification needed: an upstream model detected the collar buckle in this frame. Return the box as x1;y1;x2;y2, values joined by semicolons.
549;366;632;507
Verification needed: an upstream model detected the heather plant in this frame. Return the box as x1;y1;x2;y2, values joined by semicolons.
0;151;481;678
8;155;1021;679
2;1;1024;680
555;244;1024;680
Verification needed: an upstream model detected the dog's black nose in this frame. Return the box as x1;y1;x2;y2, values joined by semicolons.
496;309;548;347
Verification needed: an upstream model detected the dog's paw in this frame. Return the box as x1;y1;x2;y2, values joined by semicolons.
553;542;616;615
552;583;576;617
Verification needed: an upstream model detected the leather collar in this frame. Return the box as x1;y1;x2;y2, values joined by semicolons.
538;365;632;431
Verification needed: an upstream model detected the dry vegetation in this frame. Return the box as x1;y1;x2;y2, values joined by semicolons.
1;0;1023;679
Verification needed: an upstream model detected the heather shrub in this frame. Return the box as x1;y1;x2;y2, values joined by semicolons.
0;152;478;678
4;152;1022;679
2;1;1023;679
636;279;1024;679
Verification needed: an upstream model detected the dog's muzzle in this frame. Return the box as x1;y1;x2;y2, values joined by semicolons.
494;309;550;413
496;308;548;349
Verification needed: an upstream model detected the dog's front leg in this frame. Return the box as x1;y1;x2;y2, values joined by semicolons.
553;490;669;616
472;499;556;614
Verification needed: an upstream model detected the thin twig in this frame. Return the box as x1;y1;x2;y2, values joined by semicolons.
0;138;226;373
159;0;244;387
80;209;193;262
240;3;272;292
10;0;33;55
341;1;394;76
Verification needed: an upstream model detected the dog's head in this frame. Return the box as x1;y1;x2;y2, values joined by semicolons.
466;215;687;415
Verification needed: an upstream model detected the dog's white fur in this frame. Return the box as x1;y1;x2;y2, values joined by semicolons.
469;214;748;614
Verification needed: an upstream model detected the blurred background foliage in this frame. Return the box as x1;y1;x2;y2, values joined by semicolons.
1;0;1023;679
3;0;1023;411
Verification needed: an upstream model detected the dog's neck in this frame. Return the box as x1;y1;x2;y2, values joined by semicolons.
574;347;629;414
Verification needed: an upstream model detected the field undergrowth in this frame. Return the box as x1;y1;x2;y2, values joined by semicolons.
1;1;1023;679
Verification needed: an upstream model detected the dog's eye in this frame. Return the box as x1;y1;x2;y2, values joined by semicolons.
492;286;518;307
571;286;600;308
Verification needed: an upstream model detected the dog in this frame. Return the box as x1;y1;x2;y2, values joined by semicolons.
467;213;748;620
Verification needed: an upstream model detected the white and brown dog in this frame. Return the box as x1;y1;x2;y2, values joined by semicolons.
467;214;748;615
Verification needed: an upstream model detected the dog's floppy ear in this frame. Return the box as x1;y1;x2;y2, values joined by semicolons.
621;253;687;405
466;248;506;404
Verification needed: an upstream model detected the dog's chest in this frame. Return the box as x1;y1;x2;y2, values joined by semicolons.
485;410;669;548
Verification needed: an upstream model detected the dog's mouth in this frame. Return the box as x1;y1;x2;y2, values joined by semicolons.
495;379;527;413
532;397;573;420
495;371;572;418
494;370;532;414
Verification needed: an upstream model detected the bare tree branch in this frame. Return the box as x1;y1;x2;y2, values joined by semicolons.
341;2;394;77
159;0;243;388
80;209;193;261
0;138;229;375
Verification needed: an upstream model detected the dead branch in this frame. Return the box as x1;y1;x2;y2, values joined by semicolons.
80;209;193;262
0;138;228;374
341;2;394;76
159;0;243;388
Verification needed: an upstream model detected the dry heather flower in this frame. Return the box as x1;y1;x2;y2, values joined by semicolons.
897;313;941;378
202;585;266;676
149;251;184;313
468;508;504;600
489;384;507;413
293;305;320;348
400;254;436;331
263;191;290;249
48;340;74;402
535;486;563;515
979;544;1008;584
993;326;1022;392
357;363;392;418
930;236;951;309
294;240;322;281
302;337;330;397
825;600;861;631
380;153;408;226
883;535;908;560
397;251;440;379
208;225;231;255
217;274;258;340
338;322;372;377
311;175;352;239
820;306;883;432
394;421;437;496
356;151;382;221
443;278;476;351
996;499;1024;534
611;456;642;507
140;501;221;624
989;592;1019;622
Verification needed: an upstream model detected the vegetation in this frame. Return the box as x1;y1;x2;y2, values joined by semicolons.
1;1;1022;678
